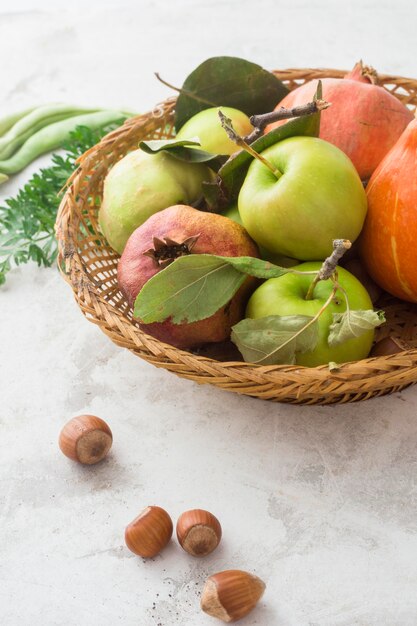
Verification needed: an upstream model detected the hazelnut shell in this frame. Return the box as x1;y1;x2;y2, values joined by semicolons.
176;509;222;557
58;414;112;465
125;506;173;558
201;569;266;623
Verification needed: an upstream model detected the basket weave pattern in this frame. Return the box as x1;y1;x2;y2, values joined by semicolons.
56;68;417;404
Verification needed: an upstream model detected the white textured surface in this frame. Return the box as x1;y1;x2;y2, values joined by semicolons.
1;2;417;625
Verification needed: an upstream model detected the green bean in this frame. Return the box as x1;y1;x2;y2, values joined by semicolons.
0;110;130;177
0;104;100;160
0;173;8;184
0;107;37;136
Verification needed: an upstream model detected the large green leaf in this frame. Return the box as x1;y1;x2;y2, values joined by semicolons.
134;254;291;324
231;315;319;365
174;56;289;131
134;255;246;324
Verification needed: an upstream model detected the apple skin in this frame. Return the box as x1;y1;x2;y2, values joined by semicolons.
223;204;298;267
99;149;213;254
245;262;374;367
176;107;253;155
238;136;367;260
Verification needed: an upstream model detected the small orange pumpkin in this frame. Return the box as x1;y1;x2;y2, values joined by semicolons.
360;116;417;302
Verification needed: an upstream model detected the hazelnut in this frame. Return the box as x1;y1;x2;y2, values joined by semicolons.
125;506;173;558
370;336;411;357
201;569;266;623
176;509;222;557
58;414;112;465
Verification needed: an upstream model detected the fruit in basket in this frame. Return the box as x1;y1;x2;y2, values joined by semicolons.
245;262;375;367
237;136;367;260
266;61;414;180
118;204;259;349
360;116;417;302
99;149;214;254
175;106;253;155
223;204;298;266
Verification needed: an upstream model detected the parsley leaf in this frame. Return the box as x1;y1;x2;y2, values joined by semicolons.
0;122;122;285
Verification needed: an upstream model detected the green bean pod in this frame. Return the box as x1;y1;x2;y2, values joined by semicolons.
0;104;100;159
0;173;8;184
0;107;37;136
0;110;129;177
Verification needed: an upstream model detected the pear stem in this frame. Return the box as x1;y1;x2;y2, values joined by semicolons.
305;239;352;300
218;110;282;179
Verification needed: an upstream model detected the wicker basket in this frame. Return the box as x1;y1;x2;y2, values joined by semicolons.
56;68;417;405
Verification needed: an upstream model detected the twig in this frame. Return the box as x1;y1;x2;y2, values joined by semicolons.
305;239;351;300
245;99;331;143
218;110;282;179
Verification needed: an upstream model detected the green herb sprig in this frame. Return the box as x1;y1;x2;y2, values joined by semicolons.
0;122;121;285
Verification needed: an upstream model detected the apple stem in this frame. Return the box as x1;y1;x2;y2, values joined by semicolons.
305;239;352;300
245;98;331;143
218;110;283;179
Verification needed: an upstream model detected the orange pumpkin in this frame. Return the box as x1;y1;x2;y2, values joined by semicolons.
360;116;417;302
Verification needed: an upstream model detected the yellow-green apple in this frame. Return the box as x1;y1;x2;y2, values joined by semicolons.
118;204;259;349
245;262;374;366
223;204;298;267
176;107;253;155
238;137;367;260
99;149;213;254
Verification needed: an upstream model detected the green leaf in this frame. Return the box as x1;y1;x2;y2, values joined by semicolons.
231;315;319;365
139;137;220;164
134;253;291;324
134;255;246;324
218;102;321;202
328;309;386;347
220;255;289;279
201;180;229;212
174;56;289;131
0;121;121;285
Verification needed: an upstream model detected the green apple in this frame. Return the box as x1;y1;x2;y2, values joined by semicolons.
246;262;374;367
223;204;298;267
238;136;367;260
99;149;213;254
176;107;253;155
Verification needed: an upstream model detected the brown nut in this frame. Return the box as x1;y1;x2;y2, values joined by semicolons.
58;415;112;465
201;569;266;623
176;509;222;557
125;506;173;558
370;336;411;357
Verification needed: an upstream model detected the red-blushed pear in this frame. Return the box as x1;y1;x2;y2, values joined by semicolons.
118;205;259;349
245;262;375;367
237;136;368;261
99;149;214;254
176;107;253;155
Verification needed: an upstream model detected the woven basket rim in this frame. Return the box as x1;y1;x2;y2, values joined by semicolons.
56;67;417;403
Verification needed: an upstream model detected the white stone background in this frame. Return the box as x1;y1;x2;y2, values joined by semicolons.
1;1;417;625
